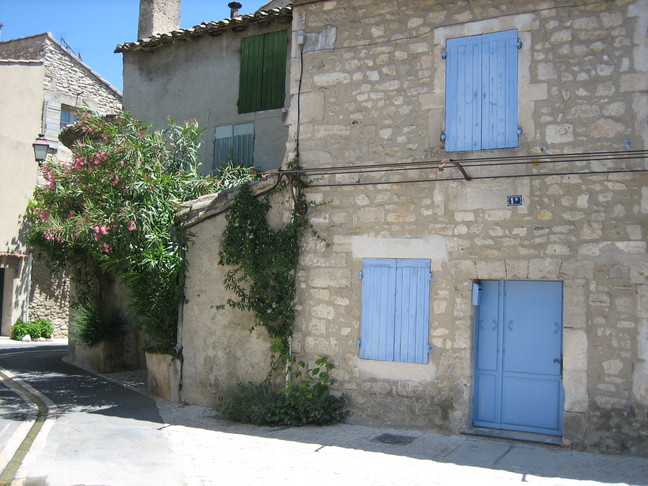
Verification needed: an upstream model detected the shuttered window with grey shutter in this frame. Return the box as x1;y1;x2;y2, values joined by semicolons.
214;122;255;168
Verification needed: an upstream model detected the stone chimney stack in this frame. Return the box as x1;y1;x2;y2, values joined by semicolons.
138;0;181;40
228;2;242;18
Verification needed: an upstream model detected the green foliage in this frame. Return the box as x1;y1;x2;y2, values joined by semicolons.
275;356;347;425
218;181;309;357
217;382;279;425
11;319;54;341
216;160;346;425
214;161;258;191
218;356;347;426
25;111;257;352
71;302;128;347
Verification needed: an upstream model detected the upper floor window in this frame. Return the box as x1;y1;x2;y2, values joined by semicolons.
214;122;255;168
60;106;79;130
444;29;519;152
238;30;288;114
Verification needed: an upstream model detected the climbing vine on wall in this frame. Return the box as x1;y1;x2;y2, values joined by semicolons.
218;166;310;360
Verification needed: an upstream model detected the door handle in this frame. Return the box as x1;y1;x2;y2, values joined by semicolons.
553;358;563;376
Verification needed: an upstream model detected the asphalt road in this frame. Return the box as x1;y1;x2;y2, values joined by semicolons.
0;340;183;485
1;339;647;486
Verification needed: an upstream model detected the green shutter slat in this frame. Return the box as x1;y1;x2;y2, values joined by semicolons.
261;29;287;110
238;30;287;113
239;34;265;113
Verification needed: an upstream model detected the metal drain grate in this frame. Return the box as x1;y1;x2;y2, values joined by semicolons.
376;433;415;445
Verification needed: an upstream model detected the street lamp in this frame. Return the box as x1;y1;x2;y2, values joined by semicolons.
32;134;50;165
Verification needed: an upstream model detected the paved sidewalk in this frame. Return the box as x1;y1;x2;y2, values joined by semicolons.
101;368;648;486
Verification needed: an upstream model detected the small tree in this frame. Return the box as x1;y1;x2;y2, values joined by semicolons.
25;111;255;351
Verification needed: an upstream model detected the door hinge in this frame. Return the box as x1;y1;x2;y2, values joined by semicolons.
428;344;434;354
517;39;523;49
517;128;523;136
440;132;446;142
357;339;361;349
441;50;447;60
359;271;363;280
429;272;433;281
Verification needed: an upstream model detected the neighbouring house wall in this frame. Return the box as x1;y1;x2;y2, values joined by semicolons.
0;34;122;337
40;35;122;158
122;19;291;174
0;61;44;334
283;0;648;455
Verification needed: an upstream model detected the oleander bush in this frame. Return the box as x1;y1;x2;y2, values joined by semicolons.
25;111;257;352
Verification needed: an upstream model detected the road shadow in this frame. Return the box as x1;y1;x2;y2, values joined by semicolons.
0;344;163;424
2;342;647;486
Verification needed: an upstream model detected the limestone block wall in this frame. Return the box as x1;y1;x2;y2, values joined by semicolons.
28;259;70;337
285;0;648;455
180;206;276;408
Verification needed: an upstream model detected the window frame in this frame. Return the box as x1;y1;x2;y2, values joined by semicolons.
59;105;79;131
213;122;255;169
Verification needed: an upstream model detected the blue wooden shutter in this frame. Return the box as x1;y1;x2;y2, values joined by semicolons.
445;30;518;151
360;259;431;364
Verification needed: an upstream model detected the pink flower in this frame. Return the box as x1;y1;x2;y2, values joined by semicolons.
100;243;112;253
127;220;136;231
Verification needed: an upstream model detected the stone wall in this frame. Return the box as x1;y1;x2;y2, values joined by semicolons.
28;259;70;337
284;0;648;455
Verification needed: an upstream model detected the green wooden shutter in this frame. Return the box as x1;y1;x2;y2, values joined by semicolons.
238;30;287;113
239;34;265;113
261;29;287;111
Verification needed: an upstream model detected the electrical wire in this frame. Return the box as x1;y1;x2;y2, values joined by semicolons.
273;150;648;188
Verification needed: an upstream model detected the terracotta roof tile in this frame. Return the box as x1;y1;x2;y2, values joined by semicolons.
115;6;292;53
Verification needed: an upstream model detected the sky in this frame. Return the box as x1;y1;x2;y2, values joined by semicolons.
0;0;272;92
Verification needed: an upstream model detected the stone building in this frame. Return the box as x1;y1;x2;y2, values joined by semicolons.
173;0;648;457
0;33;122;337
116;0;292;173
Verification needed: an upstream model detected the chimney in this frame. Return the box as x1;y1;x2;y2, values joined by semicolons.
228;2;242;18
138;0;181;40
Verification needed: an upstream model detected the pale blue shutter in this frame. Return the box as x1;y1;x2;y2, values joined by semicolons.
445;29;518;151
360;259;431;364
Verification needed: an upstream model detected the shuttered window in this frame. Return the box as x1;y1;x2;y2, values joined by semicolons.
444;29;519;152
238;30;287;114
214;122;255;168
360;259;431;364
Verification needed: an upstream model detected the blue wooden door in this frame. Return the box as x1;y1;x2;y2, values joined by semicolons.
474;280;564;435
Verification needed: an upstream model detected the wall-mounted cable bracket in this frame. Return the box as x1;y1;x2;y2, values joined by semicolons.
438;159;472;181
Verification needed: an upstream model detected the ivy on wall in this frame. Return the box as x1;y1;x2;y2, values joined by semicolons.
218;170;310;360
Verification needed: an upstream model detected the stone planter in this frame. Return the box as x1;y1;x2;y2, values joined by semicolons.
145;351;181;401
67;327;143;373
